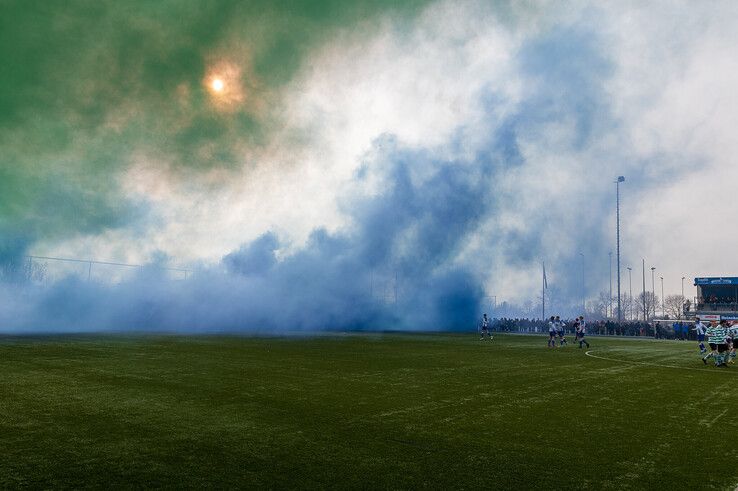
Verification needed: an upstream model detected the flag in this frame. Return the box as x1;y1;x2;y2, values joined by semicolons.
543;262;548;289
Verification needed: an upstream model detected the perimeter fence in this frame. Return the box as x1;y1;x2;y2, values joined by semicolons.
1;255;192;286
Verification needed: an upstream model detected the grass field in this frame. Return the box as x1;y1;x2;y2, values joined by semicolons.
1;333;737;489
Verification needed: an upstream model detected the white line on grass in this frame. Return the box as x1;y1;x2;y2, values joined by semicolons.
699;408;728;428
585;350;738;374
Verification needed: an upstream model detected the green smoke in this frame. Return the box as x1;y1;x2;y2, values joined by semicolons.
0;0;429;251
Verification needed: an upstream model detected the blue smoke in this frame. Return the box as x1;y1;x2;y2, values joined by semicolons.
0;137;489;332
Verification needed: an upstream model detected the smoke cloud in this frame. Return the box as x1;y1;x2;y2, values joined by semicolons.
1;137;489;332
3;1;738;331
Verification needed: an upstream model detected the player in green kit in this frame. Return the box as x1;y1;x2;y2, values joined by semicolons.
703;320;729;367
727;321;738;365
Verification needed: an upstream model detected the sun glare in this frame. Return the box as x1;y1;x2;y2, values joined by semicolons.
203;61;245;111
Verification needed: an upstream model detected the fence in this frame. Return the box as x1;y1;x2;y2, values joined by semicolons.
23;255;192;285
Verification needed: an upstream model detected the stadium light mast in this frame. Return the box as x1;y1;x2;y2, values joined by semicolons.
681;276;686;319
642;259;647;322
608;251;613;318
651;267;656;320
660;276;665;318
616;176;625;322
627;267;633;320
580;252;585;314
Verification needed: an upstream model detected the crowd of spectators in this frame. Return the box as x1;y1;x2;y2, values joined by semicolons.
492;317;666;338
492;317;713;340
696;295;738;310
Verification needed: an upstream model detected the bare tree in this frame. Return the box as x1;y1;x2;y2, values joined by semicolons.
594;291;614;319
635;291;659;320
621;294;635;321
664;294;686;319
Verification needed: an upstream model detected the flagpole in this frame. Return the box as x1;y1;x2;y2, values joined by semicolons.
542;262;546;320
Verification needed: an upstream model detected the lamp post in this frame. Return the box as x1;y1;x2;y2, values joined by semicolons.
609;251;613;319
616;176;625;322
627;267;633;321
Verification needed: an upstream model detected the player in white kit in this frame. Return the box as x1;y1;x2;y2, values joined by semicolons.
692;317;708;355
479;313;492;341
555;316;567;346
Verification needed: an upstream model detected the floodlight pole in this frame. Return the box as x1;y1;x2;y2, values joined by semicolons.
681;276;685;319
642;259;647;322
651;267;656;319
616;176;624;322
627;267;633;320
580;252;585;314
609;252;613;318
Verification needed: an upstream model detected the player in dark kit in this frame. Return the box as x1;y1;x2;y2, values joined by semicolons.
576;316;590;349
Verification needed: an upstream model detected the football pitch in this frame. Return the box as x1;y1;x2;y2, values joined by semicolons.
1;333;737;489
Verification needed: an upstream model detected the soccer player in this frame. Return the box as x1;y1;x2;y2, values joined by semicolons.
692;317;708;355
548;316;557;348
577;316;590;349
479;313;492;341
703;320;729;367
555;315;567;346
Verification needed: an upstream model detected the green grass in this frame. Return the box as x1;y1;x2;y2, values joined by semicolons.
1;333;737;489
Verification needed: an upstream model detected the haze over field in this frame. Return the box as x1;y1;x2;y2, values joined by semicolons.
2;1;737;331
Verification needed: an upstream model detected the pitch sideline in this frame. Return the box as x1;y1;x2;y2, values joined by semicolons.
584;349;738;374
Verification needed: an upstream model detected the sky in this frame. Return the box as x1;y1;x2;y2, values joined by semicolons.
1;0;738;331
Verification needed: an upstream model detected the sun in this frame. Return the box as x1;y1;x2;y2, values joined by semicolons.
203;61;245;111
211;78;224;93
